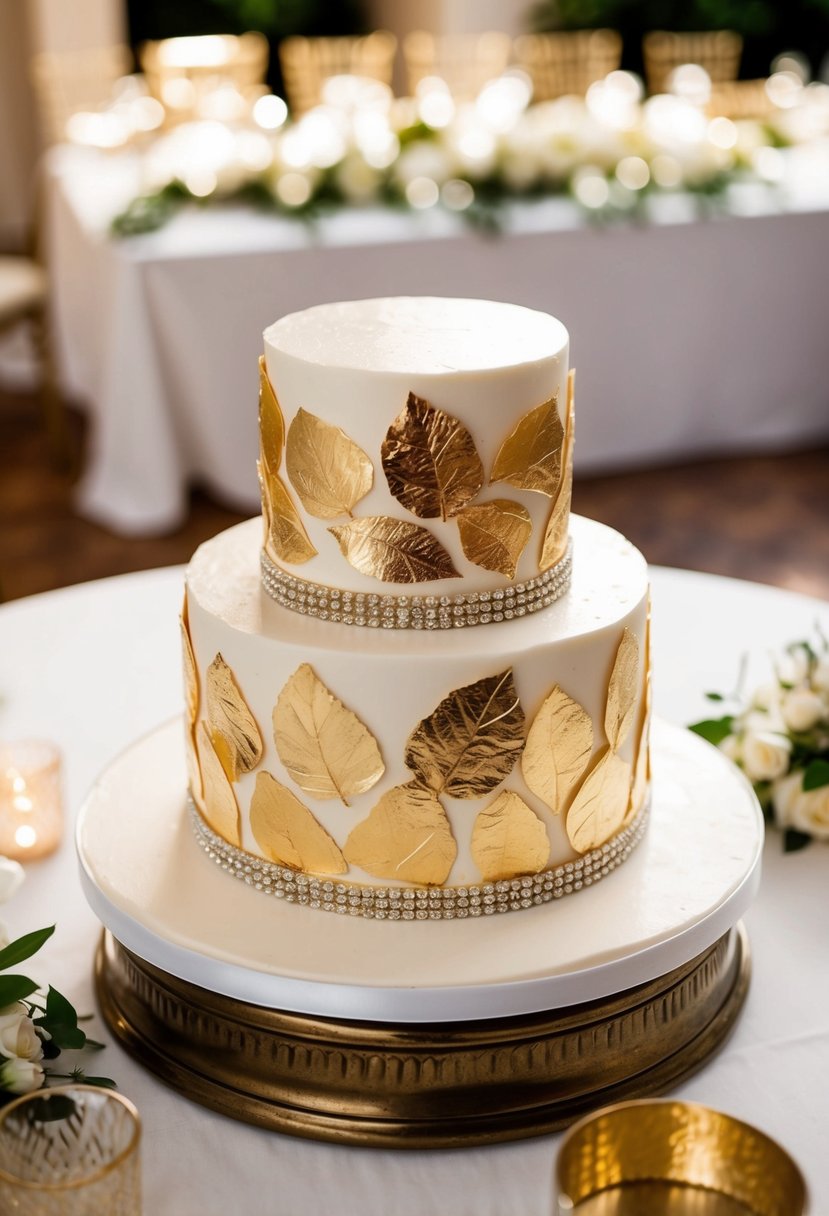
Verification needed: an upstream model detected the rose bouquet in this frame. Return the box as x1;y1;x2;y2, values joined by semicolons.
690;634;829;851
0;859;113;1103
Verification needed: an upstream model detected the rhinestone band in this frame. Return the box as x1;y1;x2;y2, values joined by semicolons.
260;543;573;630
189;797;648;921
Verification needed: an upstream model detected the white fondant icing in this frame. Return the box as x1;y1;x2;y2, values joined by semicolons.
263;297;570;594
186;515;649;887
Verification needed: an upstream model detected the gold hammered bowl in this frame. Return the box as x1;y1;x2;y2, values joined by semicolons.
555;1100;807;1215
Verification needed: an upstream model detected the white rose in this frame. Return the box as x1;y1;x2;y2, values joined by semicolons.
812;659;829;692
751;683;781;712
778;650;810;685
773;770;829;839
0;1057;43;1095
719;734;742;763
742;730;792;782
782;688;825;733
0;1004;43;1061
0;858;24;906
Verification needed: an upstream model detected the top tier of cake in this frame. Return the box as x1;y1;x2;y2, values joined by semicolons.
260;297;571;601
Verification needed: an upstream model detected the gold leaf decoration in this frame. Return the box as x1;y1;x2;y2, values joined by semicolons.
258;356;284;474
627;598;652;826
180;595;199;728
196;722;241;846
329;516;460;583
184;720;202;803
285;407;373;520
566;749;632;854
180;593;202;801
471;790;550;882
455;498;532;579
605;628;640;752
206;653;263;782
539;369;575;570
273;663;384;805
405;669;525;799
343;782;457;885
381;392;484;521
490;395;564;497
259;461;317;565
522;685;593;814
249;771;347;875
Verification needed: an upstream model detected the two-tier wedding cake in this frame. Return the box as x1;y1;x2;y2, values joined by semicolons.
181;297;651;919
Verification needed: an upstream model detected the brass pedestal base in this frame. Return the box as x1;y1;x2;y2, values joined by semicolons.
95;925;750;1148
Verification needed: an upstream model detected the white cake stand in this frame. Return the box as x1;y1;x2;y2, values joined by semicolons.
78;718;763;1146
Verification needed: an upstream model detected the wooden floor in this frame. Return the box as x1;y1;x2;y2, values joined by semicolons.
2;387;828;604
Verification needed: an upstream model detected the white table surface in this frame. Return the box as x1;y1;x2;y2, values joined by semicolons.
1;558;827;1213
44;146;829;536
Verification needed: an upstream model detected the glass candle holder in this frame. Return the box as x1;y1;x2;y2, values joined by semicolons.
0;1085;141;1215
0;741;63;861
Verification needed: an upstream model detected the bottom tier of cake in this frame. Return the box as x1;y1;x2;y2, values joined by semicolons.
76;718;762;1145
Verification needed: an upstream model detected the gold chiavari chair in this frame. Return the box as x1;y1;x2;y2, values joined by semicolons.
279;31;397;115
514;30;622;101
707;79;773;120
30;44;133;145
403;30;512;100
140;32;269;112
642;30;742;96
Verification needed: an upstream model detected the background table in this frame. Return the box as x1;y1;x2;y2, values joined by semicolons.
1;559;827;1214
45;146;829;535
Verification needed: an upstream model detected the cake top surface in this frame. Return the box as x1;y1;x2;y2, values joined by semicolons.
264;297;568;376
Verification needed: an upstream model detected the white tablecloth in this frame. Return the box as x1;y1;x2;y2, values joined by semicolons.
45;147;829;536
1;561;828;1214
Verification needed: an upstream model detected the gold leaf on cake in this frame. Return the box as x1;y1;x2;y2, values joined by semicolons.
471;790;550;882
249;771;347;875
206;653;263;781
343;782;457;885
184;720;202;803
405;669;525;799
522;685;593;814
605;628;640;752
196;722;241;846
285;407;373;520
539;370;575;570
328;516;460;583
490;395;564;497
258;355;284;474
627;598;652;826
273;663;384;805
455;498;532;579
381;392;484;521
259;461;317;565
566;749;632;854
180;594;199;728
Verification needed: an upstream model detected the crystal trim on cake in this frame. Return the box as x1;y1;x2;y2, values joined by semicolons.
260;541;573;629
189;796;648;920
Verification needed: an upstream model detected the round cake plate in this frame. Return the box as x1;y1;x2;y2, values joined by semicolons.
77;718;762;1146
77;717;762;1024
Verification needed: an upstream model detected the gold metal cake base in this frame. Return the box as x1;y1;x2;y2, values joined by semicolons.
94;924;750;1148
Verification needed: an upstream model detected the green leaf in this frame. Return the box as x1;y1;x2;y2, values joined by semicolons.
783;828;812;853
74;1074;117;1089
45;987;78;1029
803;759;829;792
0;926;54;972
36;1021;86;1051
82;1038;106;1051
688;716;735;746
705;691;725;702
0;975;39;1008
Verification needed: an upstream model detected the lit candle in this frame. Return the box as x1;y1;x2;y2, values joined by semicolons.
0;742;63;861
